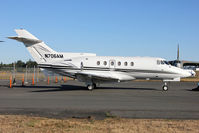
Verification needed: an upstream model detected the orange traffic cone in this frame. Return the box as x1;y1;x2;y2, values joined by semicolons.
55;76;58;83
32;74;34;85
22;74;24;86
9;76;12;88
64;77;67;82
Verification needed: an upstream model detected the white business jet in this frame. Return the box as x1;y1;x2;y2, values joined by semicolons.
8;29;195;91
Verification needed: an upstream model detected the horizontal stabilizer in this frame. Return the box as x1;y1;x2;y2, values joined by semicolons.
8;36;42;45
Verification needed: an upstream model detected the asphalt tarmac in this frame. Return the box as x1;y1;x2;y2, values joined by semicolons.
0;80;199;119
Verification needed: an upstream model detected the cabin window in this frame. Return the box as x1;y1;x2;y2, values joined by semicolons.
124;62;128;66
111;61;114;66
104;61;107;66
97;61;100;65
131;62;134;66
118;61;121;66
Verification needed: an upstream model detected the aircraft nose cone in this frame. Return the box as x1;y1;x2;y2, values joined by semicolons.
185;70;196;77
191;70;196;77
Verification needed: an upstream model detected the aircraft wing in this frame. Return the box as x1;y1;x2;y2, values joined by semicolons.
75;71;135;82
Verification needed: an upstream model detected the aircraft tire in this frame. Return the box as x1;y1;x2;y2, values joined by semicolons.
162;85;168;91
87;84;94;91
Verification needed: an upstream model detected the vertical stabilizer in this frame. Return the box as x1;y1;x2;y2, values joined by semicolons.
8;29;58;63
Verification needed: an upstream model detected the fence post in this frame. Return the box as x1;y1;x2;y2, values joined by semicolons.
13;63;16;84
33;66;35;85
25;65;28;84
51;76;54;83
47;76;50;85
37;67;39;83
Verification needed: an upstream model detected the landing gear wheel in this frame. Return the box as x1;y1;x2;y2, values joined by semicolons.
87;84;94;91
162;85;168;91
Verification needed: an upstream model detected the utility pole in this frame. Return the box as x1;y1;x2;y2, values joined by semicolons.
177;44;180;61
176;44;181;68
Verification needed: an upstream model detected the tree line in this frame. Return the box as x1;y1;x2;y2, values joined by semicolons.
0;60;37;68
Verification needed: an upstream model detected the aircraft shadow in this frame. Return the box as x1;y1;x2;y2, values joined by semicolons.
191;87;199;91
14;85;61;89
30;84;157;93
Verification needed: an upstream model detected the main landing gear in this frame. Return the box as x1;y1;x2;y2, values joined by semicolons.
162;82;168;91
87;83;96;91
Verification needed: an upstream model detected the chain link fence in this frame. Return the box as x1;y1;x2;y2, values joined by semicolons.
0;66;71;86
0;67;44;81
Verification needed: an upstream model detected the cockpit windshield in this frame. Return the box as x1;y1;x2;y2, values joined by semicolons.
163;61;169;65
157;60;170;65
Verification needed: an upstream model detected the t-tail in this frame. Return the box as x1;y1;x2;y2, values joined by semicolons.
8;29;96;64
8;29;60;64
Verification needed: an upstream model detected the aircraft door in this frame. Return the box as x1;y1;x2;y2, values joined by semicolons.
109;60;116;69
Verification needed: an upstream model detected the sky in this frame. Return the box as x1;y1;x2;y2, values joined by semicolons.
0;0;199;63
